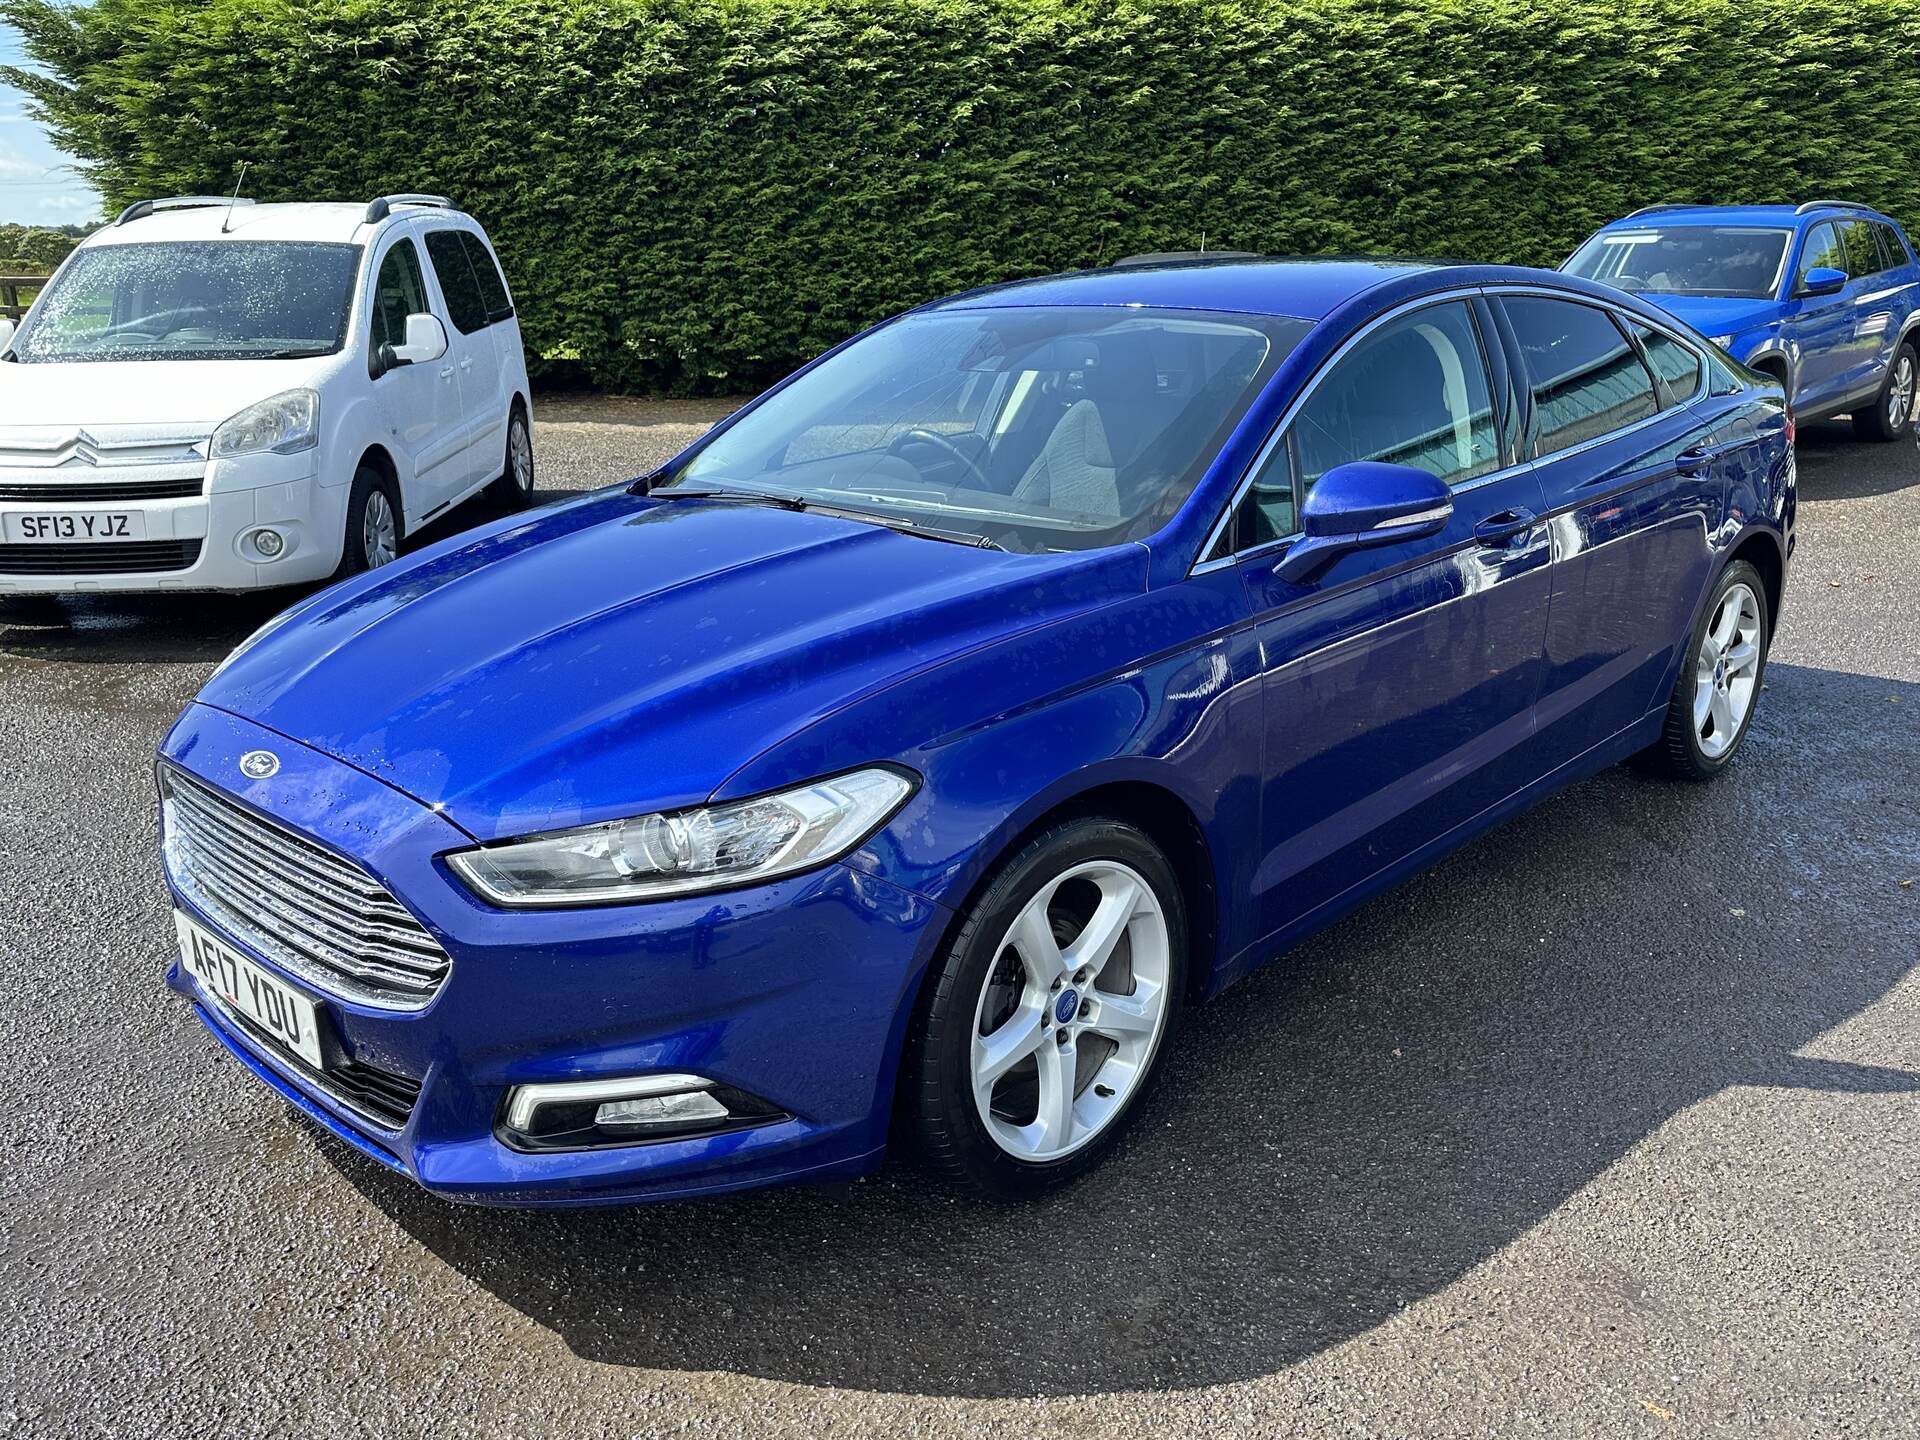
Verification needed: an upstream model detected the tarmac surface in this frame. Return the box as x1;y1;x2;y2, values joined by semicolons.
1;403;1914;1438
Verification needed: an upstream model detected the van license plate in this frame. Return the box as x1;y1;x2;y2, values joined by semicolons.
4;511;148;543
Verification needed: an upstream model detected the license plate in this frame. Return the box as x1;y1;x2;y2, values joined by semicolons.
175;911;324;1070
3;510;148;543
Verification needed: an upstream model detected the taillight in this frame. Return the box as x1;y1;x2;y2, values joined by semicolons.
1784;411;1796;448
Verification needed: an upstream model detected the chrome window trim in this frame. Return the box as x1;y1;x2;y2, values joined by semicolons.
1191;283;1712;576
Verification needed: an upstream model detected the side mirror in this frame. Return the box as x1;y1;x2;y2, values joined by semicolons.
0;319;15;350
1274;461;1453;584
1797;266;1848;298
386;312;448;369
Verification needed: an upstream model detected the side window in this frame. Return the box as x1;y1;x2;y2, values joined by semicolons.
1232;439;1297;549
425;229;487;334
460;231;513;322
1629;322;1703;408
1289;301;1500;495
1503;297;1658;456
1875;222;1911;270
369;239;429;356
1797;222;1845;288
1837;220;1884;280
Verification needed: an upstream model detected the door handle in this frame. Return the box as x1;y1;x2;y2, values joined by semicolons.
1676;444;1730;475
439;365;456;380
459;357;473;371
1473;507;1536;545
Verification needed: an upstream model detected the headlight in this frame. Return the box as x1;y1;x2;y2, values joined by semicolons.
446;767;917;907
1707;334;1736;350
210;389;319;458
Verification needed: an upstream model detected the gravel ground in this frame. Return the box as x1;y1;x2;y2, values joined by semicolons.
0;402;1914;1439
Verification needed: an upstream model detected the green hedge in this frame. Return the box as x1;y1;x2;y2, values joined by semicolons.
7;0;1918;392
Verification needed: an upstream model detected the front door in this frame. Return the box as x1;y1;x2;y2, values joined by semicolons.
1232;297;1552;945
366;235;465;523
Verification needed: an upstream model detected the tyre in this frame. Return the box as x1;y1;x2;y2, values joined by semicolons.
335;461;404;578
1852;341;1916;441
1640;559;1770;781
485;404;535;508
904;817;1187;1199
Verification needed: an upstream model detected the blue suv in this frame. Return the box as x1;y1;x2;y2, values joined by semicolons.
1565;202;1920;440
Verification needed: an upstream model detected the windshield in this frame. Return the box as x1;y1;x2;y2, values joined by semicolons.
1564;226;1790;299
663;306;1308;553
10;241;361;363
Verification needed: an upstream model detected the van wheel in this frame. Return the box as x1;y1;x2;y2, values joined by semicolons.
1853;342;1916;441
486;405;535;508
1638;559;1770;781
904;817;1186;1200
337;463;404;577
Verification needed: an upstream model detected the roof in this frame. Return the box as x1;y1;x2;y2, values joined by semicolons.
80;200;461;247
1600;202;1891;229
932;255;1452;322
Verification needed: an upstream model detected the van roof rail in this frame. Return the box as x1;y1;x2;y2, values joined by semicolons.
1108;250;1262;268
114;196;254;226
1794;199;1879;217
1621;203;1699;220
363;193;456;224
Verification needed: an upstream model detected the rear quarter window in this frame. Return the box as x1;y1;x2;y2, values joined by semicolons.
424;229;488;334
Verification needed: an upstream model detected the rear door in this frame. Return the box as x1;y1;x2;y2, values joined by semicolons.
1495;293;1724;765
422;227;509;492
365;233;465;522
1229;295;1551;944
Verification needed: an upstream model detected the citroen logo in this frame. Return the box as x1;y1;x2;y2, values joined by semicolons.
238;750;280;780
55;430;104;468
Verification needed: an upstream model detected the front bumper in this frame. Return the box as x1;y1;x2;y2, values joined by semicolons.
0;449;339;594
159;703;950;1206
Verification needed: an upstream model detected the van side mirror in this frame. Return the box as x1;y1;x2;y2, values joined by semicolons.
1273;461;1453;584
0;319;15;350
377;312;448;377
1797;266;1848;298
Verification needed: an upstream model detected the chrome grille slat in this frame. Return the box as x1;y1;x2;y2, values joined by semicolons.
162;766;450;1010
167;785;425;932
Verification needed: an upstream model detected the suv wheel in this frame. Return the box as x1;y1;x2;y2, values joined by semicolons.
1854;341;1916;441
904;817;1186;1199
1639;559;1770;781
486;405;535;508
337;462;404;577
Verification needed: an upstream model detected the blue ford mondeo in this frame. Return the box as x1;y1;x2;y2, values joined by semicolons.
159;257;1793;1206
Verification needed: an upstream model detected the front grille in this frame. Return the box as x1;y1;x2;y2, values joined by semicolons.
219;1004;423;1131
162;766;452;1010
0;477;204;501
0;539;201;574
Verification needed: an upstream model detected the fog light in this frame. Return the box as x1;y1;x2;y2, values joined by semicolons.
250;527;285;559
500;1072;786;1152
596;1091;729;1128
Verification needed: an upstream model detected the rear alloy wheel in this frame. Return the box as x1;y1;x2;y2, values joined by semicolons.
906;818;1186;1198
1854;341;1916;441
1642;559;1769;780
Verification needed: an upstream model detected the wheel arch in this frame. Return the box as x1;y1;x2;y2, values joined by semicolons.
1727;527;1786;635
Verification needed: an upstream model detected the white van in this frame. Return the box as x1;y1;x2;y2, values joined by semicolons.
0;193;534;600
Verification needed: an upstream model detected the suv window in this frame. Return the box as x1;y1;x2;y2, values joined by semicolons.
1837;220;1885;280
1797;222;1845;288
425;229;488;334
1874;222;1911;270
1629;322;1703;408
369;239;429;356
460;232;513;322
1503;297;1658;456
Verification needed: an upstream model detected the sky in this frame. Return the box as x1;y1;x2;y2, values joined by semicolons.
1;22;104;226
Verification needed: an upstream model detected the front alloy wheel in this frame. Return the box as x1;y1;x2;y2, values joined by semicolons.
1642;558;1770;780
906;818;1186;1198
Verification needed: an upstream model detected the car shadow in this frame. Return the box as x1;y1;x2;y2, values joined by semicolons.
1792;416;1920;500
319;660;1919;1398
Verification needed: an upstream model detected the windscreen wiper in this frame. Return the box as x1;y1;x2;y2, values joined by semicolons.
645;485;808;511
812;505;1004;550
638;480;1003;549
